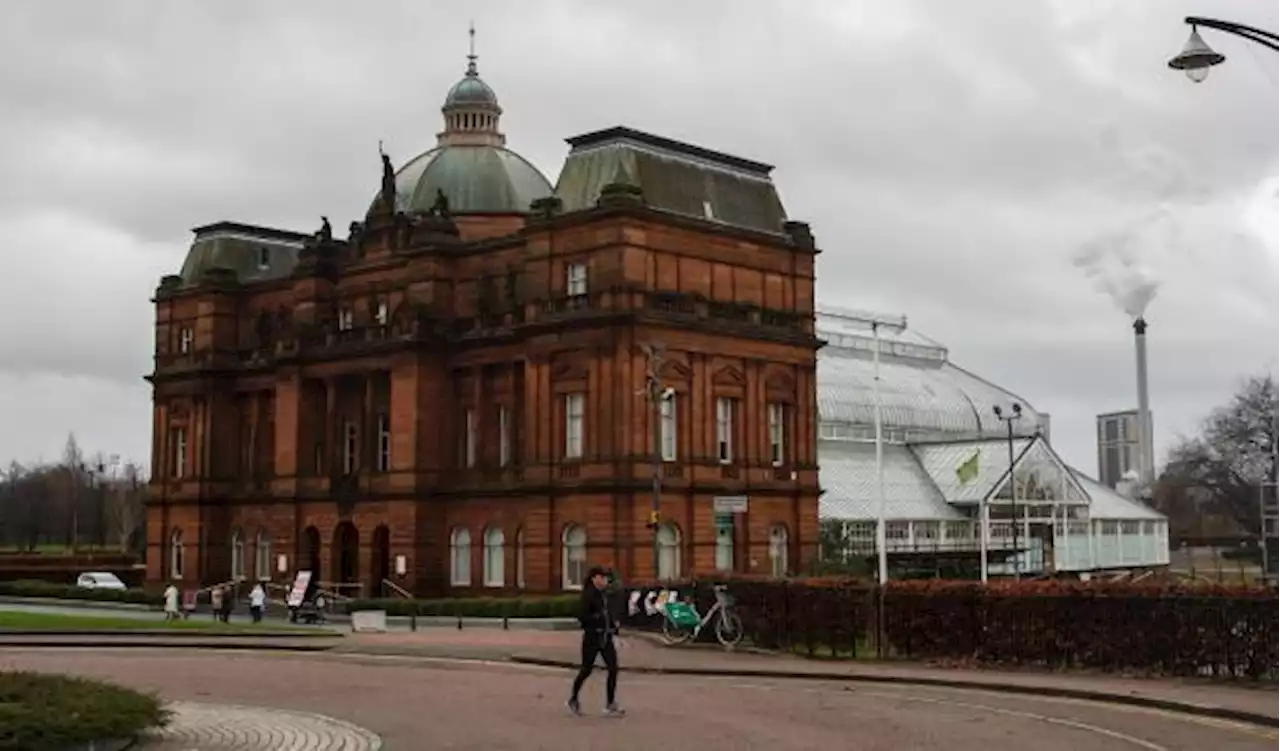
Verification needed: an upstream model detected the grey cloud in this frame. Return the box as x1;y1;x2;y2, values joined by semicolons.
0;0;1274;471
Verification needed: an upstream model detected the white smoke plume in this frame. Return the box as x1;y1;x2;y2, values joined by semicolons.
1072;204;1176;318
1072;125;1205;318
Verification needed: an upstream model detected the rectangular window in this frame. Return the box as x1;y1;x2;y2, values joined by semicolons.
715;397;735;464
342;421;358;475
564;393;584;459
257;247;270;270
498;406;511;467
375;300;388;326
376;413;391;472
566;263;588;297
178;327;193;354
715;526;733;571
659;394;677;462
172;428;187;478
337;307;354;331
464;408;477;468
768;402;786;466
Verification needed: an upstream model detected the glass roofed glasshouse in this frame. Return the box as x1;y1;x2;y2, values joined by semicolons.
815;308;1168;576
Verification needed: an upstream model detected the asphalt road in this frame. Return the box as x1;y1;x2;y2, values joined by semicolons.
2;648;1273;751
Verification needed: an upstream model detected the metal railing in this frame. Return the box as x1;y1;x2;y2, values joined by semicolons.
380;578;419;631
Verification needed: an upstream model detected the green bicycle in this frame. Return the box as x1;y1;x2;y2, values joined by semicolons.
660;585;744;648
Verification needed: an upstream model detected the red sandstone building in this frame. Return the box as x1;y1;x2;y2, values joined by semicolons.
145;50;821;596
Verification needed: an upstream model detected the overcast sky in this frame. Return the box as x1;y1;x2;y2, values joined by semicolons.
0;0;1275;476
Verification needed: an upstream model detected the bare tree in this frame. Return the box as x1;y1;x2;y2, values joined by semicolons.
103;462;147;552
1159;374;1278;534
0;461;23;549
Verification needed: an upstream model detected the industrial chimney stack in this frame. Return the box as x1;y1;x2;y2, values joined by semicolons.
1133;317;1155;485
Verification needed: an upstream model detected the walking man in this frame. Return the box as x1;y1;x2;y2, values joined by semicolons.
567;567;624;717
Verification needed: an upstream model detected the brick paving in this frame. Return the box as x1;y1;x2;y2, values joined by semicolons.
0;648;1273;750
141;702;380;750
336;628;1279;723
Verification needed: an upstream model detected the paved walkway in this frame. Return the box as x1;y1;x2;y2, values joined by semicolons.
142;702;380;750
3;648;1274;750
336;629;1279;724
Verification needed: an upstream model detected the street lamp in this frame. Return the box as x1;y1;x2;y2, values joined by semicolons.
992;403;1022;580
1168;16;1278;83
820;308;908;584
640;342;673;580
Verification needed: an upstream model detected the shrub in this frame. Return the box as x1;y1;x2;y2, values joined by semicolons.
0;671;170;750
0;579;162;607
619;577;1279;678
344;594;580;619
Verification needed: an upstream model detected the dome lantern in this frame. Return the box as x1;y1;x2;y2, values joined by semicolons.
438;25;505;148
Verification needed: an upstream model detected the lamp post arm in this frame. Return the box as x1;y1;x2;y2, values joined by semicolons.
1186;16;1279;51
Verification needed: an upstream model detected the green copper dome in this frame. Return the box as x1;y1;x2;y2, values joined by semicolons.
370;35;550;215
445;73;498;107
390;145;553;214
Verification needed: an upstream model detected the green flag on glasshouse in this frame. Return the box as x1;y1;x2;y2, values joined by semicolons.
955;450;980;485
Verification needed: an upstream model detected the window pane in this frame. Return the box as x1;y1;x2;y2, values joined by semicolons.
660;396;677;461
715;526;733;571
565;394;584;458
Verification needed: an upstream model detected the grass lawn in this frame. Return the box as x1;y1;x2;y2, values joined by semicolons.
0;610;324;634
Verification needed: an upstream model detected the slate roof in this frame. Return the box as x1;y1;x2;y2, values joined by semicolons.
554;126;788;235
178;222;307;284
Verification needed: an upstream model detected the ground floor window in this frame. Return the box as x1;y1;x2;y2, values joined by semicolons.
769;525;789;577
562;525;587;589
657;523;682;581
450;528;471;586
483;527;504;587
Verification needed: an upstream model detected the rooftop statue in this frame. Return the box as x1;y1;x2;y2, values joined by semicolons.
380;142;397;209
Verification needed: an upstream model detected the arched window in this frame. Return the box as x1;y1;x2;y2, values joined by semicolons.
230;529;245;581
769;525;790;578
515;527;526;590
562;525;587;590
483;527;505;588
255;530;273;581
657;523;682;581
449;527;471;587
169;529;184;580
715;521;734;572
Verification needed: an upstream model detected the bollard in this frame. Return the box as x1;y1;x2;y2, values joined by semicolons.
502;616;509;630
410;610;417;632
457;615;463;630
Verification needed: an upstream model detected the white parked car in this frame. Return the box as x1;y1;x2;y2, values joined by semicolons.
75;572;127;590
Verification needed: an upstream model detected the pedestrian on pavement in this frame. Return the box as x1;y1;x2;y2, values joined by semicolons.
567;566;624;717
220;585;234;622
209;585;224;622
163;583;180;622
249;582;266;623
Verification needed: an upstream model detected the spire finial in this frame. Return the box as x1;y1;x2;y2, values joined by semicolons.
466;22;478;75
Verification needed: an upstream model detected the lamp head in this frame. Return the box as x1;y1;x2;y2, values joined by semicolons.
1167;26;1225;83
1012;403;1022;416
993;405;1003;418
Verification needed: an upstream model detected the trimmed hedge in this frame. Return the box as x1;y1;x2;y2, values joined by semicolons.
621;576;1279;680
345;595;580;618
0;671;170;750
0;579;161;606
